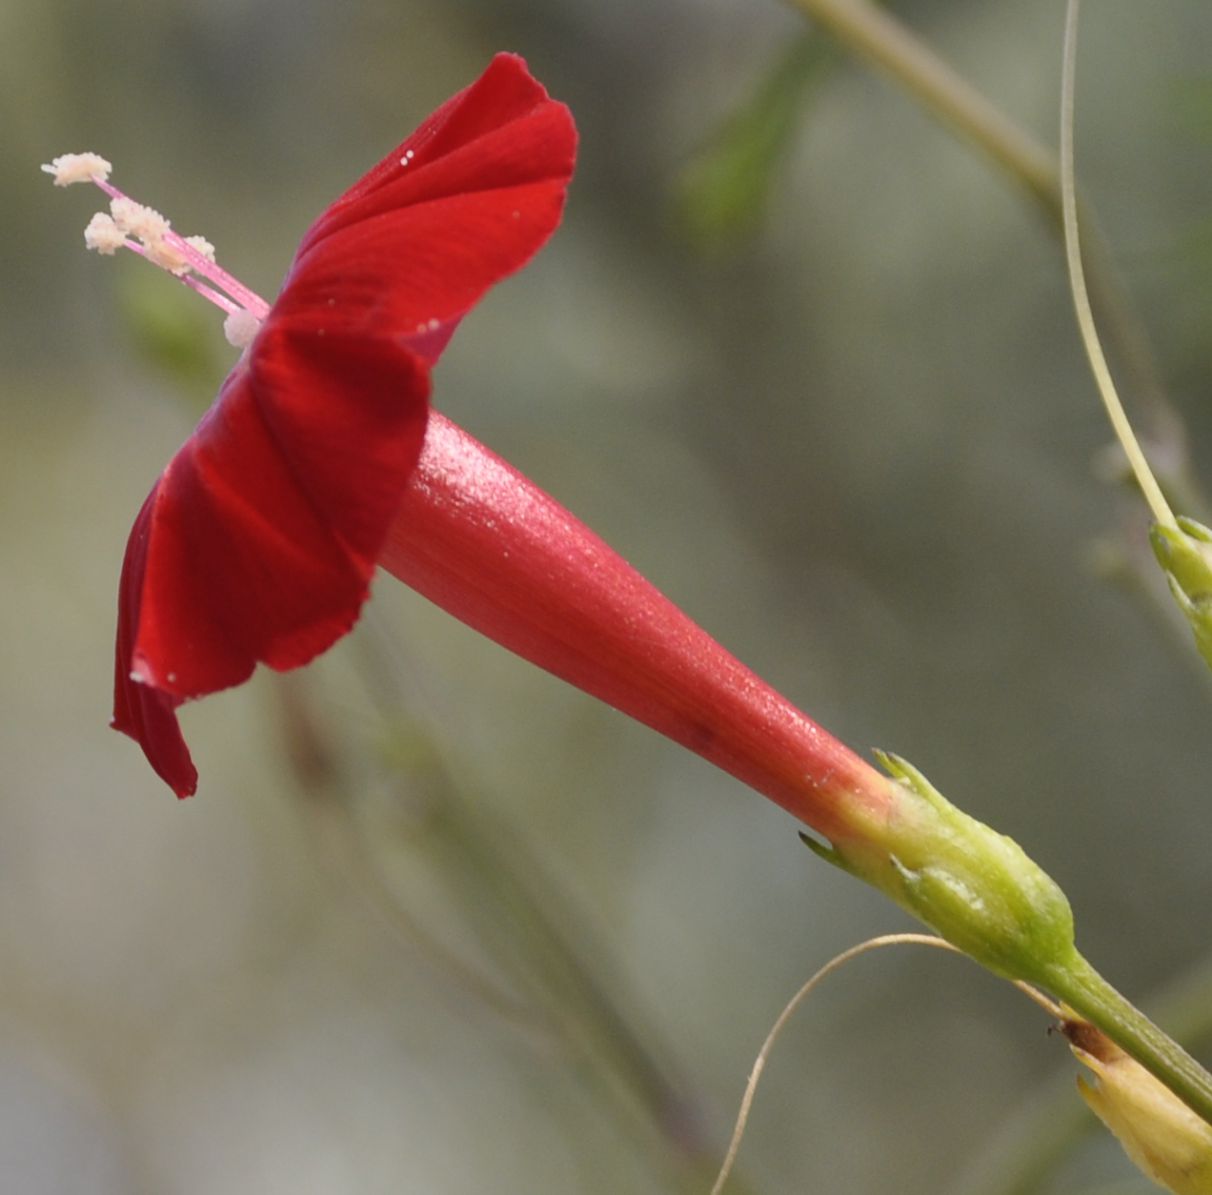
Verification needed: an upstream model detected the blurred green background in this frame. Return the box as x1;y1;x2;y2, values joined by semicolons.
4;1;1212;1192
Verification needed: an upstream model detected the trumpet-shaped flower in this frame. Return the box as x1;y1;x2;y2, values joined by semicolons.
46;50;1212;1139
48;53;1084;1010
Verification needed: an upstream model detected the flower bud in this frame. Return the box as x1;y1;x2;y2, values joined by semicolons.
1151;517;1212;671
1064;1018;1212;1195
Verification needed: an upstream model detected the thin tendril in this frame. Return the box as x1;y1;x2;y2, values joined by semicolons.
709;935;957;1195
1060;0;1176;530
707;933;1068;1194
1014;979;1064;1020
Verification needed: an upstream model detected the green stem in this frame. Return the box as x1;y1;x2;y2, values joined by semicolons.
1044;952;1212;1129
817;753;1212;1132
949;955;1212;1195
1059;0;1175;531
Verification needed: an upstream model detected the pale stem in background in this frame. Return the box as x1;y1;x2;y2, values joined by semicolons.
781;0;1188;485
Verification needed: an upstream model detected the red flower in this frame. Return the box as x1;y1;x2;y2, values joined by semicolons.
49;55;896;849
99;54;576;796
45;58;1118;1054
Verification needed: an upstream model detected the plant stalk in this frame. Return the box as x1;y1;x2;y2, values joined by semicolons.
1044;952;1212;1130
781;0;1191;479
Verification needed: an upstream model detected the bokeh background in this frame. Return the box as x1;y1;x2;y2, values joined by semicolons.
4;1;1212;1192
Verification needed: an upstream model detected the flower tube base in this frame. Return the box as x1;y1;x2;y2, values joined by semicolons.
804;751;1078;987
808;754;1212;1129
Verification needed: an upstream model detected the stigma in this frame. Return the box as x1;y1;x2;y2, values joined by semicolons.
42;152;269;348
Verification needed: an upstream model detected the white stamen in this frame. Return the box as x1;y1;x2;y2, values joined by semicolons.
224;308;261;348
41;152;113;187
110;196;170;242
106;199;211;276
83;212;127;255
146;239;192;275
184;235;215;263
45;150;274;328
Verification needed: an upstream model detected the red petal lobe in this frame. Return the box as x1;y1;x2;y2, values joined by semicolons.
112;492;198;798
278;53;576;361
114;326;430;787
111;53;577;796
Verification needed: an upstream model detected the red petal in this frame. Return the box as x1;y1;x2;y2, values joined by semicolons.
112;492;197;797
276;53;577;361
112;324;430;793
111;54;576;795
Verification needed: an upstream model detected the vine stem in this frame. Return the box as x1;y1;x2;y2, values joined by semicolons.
1058;0;1176;530
1043;951;1212;1129
781;0;1179;459
945;959;1212;1195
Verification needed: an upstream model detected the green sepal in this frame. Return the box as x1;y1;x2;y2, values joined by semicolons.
1151;517;1212;670
805;751;1078;986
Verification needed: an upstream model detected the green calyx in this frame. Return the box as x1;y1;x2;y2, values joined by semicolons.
1151;517;1212;671
804;751;1078;986
805;751;1212;1129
